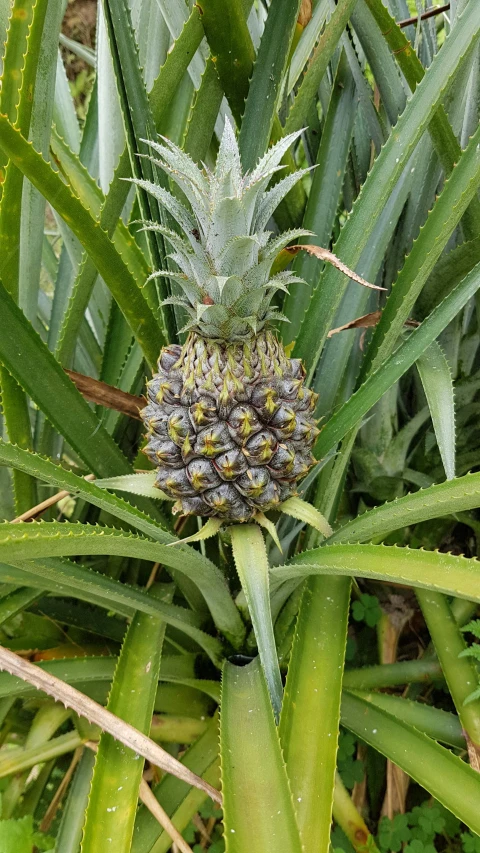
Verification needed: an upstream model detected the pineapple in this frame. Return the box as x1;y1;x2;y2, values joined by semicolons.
139;122;319;522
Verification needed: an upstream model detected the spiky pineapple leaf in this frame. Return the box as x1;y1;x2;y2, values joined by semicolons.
341;692;480;835
0;115;161;367
273;543;480;605
328;470;480;544
0;520;244;649
221;658;303;853
294;6;480;379
313;261;480;462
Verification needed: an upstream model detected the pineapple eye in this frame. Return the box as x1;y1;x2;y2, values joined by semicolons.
243;430;277;463
227;405;260;441
186;459;221;491
195;426;232;457
213;449;248;481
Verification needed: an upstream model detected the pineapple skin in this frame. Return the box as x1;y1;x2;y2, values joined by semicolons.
142;331;318;522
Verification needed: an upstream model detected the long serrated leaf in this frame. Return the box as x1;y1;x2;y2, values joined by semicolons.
279;576;350;852
313;261;480;462
282;50;356;341
0;116;161;368
239;0;302;171
221;658;303;853
341;691;480;834
363;121;480;377
0;520;244;648
294;6;480;380
0;286;131;477
363;0;480;240
3;556;222;665
273;543;480;604
82;592;169;853
329;470;480;544
284;0;358;137
199;0;254;125
0;441;173;537
346;690;465;748
416;341;456;481
230;524;282;720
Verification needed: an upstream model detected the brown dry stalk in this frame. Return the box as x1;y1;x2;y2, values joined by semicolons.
398;3;450;28
139;777;195;853
39;745;83;832
11;474;96;523
65;369;144;419
0;645;222;804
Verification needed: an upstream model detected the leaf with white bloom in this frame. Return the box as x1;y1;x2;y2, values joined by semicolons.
254;169;311;231
94;473;173;500
247;128;304;184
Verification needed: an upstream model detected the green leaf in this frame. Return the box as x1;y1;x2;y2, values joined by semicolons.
313;261;480;462
273;543;480;605
341;691;480;835
348;691;464;749
362;121;480;378
363;0;480;241
54;749;95;853
279;576;351;852
131;719;220;853
239;0;301;171
0;288;131;478
416;590;480;749
0;116;161;368
282;50;356;340
102;0;175;341
198;0;254;125
230;524;282;720
0;440;172;535
82;592;169;853
0;816;49;853
283;0;358;137
329;470;480;545
416;342;456;480
221;658;303;853
0;520;244;649
4;556;222;664
94;472;172;503
294;6;480;380
0;729;82;779
280;496;333;538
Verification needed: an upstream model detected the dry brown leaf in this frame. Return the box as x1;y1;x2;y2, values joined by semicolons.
285;244;386;291
0;644;222;804
65;369;144;420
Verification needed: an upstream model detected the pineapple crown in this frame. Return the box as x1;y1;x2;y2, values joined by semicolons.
134;120;312;342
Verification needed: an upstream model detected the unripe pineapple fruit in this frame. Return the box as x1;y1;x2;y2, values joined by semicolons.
139;122;319;522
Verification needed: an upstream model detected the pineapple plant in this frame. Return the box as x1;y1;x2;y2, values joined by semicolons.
140;122;320;522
